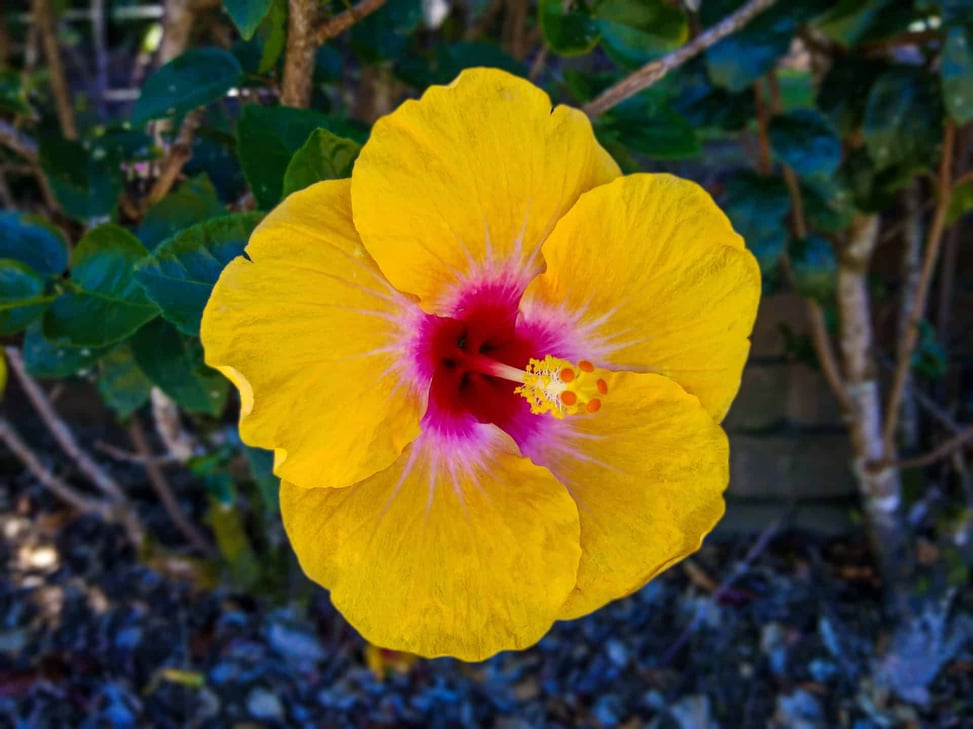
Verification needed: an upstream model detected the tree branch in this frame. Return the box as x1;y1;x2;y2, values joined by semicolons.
882;120;956;456
583;0;776;117
0;416;106;515
142;108;204;210
0;120;38;162
315;0;387;44
32;0;77;140
0;119;61;213
757;72;853;416
5;347;128;504
281;0;318;107
838;215;907;585
128;416;214;555
883;426;973;471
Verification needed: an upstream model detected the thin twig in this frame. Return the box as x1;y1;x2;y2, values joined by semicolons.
883;426;973;471
315;0;386;44
861;29;942;52
583;0;776;117
528;44;549;81
896;182;924;450
0;119;61;213
882;120;956;456
0;417;106;515
877;352;964;436
502;0;529;61
0;120;38;162
0;171;13;208
32;0;77;139
661;517;782;665
466;0;503;40
801;298;854;415
151;388;197;462
91;0;109;120
758;72;853;416
143;108;204;210
752;80;772;174
5;347;128;504
128;416;214;555
96;440;179;466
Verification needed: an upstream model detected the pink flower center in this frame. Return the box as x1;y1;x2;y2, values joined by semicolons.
416;278;549;444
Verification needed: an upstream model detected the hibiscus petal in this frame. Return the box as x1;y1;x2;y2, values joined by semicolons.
280;424;581;660
201;179;423;489
351;67;620;313
521;371;728;620
520;173;761;422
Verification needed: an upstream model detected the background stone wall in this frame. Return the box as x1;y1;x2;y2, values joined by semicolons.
721;293;858;536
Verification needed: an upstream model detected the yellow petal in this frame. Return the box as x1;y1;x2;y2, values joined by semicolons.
280;425;581;660
522;371;729;620
201;179;423;489
521;173;761;422
351;67;620;313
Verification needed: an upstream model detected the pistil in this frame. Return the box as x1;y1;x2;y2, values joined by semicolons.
460;352;610;419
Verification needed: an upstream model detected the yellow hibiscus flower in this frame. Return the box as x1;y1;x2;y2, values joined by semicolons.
201;68;760;661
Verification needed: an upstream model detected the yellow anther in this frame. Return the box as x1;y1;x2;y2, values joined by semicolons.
515;355;610;418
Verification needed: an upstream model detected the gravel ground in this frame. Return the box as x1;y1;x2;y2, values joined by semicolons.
1;474;971;729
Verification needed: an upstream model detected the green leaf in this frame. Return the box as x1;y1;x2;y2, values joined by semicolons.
598;103;699;160
704;1;796;92
912;320;947;380
595;0;686;35
863;67;943;172
723;173;792;273
838;146;912;212
90;126;156;163
790;235;837;302
749;227;789;276
0;212;69;276
801;177;855;233
395;42;525;88
21;323;107;378
0;260;50;335
769;109;842;177
539;0;601;56
132;48;243;125
39;137;123;221
138;174;226;250
775;68;815;110
947;179;973;225
350;0;424;63
243;446;279;513
43;225;159;347
223;0;274;40
131;318;229;415
98;344;153;417
0;70;33;117
816;58;887;135
816;0;913;46
593;0;687;69
134;213;263;336
723;171;791;236
672;59;755;131
282;129;360;197
257;0;288;73
237;105;338;209
942;27;973;124
208;500;259;587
